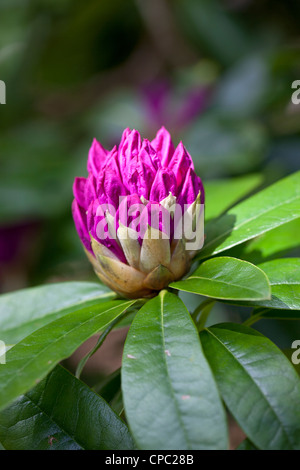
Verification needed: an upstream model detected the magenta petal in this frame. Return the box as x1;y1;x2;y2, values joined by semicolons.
95;235;126;264
169;142;194;188
97;147;128;208
73;177;87;209
103;172;128;209
84;174;97;208
88;198;116;246
139;139;161;171
151;126;175;167
177;168;204;208
149;168;177;203
91;217;127;262
73;126;205;263
72;199;92;253
116;194;146;245
117;194;143;227
119;129;142;175
88;199;127;263
118;127;132;153
98;238;127;263
87;138;108;177
87;199;101;234
125;156;156;199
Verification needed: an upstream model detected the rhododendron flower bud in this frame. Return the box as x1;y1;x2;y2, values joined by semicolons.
72;127;204;298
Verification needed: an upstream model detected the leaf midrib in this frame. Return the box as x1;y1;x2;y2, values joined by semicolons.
24;392;83;449
205;328;295;449
177;276;269;300
204;194;300;252
0;291;115;333
269;281;300;286
0;301;133;403
159;292;190;449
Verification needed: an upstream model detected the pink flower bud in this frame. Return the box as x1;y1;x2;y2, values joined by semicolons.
72;127;204;298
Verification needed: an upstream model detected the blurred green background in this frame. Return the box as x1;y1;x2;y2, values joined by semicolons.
0;0;299;349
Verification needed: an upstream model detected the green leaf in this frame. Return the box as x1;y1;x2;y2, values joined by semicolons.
192;299;215;332
257;259;300;309
0;299;134;411
94;368;121;404
237;218;300;264
198;171;300;260
122;290;228;450
0;365;134;450
237;439;257;450
200;323;300;450
232;259;300;311
204;174;262;221
93;369;124;415
170;257;271;301
250;308;300;322
0;281;115;344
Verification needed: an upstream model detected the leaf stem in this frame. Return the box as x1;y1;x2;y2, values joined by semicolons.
243;316;260;327
243;308;270;327
75;301;140;379
167;287;179;296
192;298;215;331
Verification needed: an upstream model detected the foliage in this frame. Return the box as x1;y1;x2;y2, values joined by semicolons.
0;171;299;450
0;0;299;452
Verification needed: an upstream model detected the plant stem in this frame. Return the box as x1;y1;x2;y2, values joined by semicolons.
167;287;179;296
243;308;270;327
192;298;215;331
75;301;140;379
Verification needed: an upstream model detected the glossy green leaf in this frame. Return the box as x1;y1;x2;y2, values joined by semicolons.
197;171;300;260
204;174;262;221
170;257;271;301
94;368;121;404
0;365;134;450
0;299;134;411
231;258;300;310
257;259;300;309
238;218;300;264
201;323;300;450
93;369;124;415
122;290;228;450
250;308;300;322
0;282;115;344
